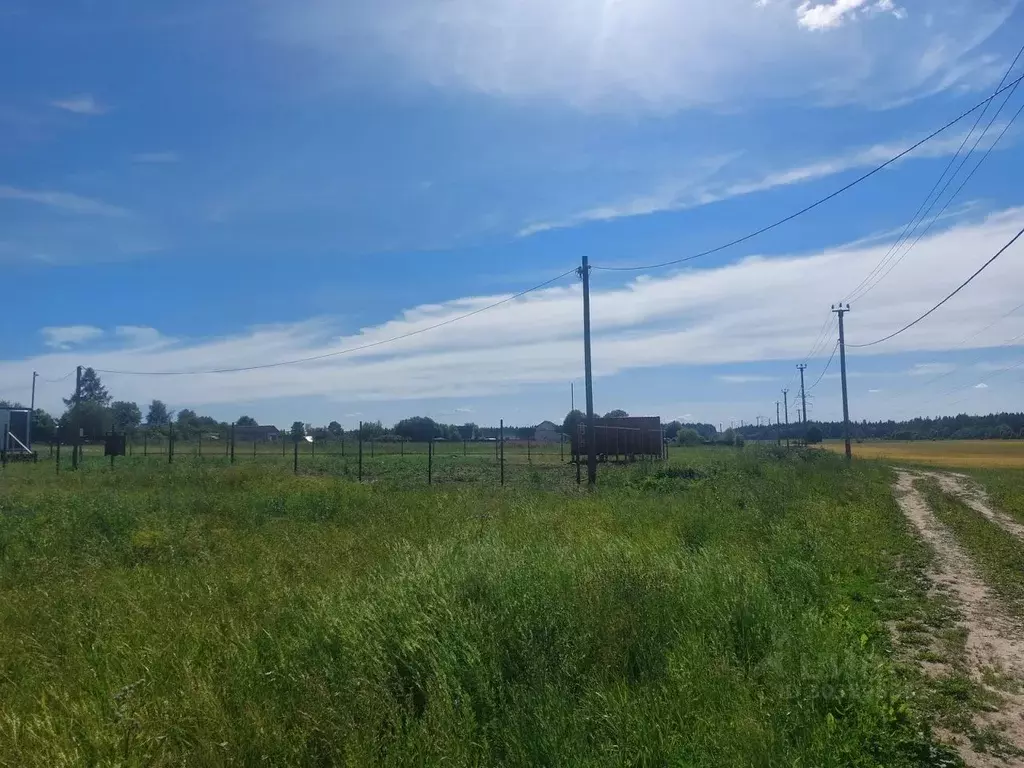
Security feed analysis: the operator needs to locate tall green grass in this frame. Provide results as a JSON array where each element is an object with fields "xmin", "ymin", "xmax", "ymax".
[{"xmin": 0, "ymin": 450, "xmax": 952, "ymax": 766}]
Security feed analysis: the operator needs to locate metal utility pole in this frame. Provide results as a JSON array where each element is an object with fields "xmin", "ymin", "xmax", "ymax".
[
  {"xmin": 72, "ymin": 365, "xmax": 82, "ymax": 470},
  {"xmin": 797, "ymin": 364, "xmax": 808, "ymax": 425},
  {"xmin": 833, "ymin": 304, "xmax": 852, "ymax": 461},
  {"xmin": 578, "ymin": 256, "xmax": 597, "ymax": 486},
  {"xmin": 28, "ymin": 371, "xmax": 37, "ymax": 449},
  {"xmin": 571, "ymin": 381, "xmax": 575, "ymax": 413},
  {"xmin": 775, "ymin": 402, "xmax": 781, "ymax": 446}
]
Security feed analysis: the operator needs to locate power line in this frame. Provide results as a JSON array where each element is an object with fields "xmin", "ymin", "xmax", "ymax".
[
  {"xmin": 848, "ymin": 224, "xmax": 1024, "ymax": 349},
  {"xmin": 849, "ymin": 60, "xmax": 1024, "ymax": 303},
  {"xmin": 590, "ymin": 74, "xmax": 1024, "ymax": 274},
  {"xmin": 807, "ymin": 341, "xmax": 840, "ymax": 392},
  {"xmin": 876, "ymin": 301, "xmax": 1024, "ymax": 412},
  {"xmin": 41, "ymin": 370, "xmax": 76, "ymax": 383},
  {"xmin": 95, "ymin": 268, "xmax": 577, "ymax": 376},
  {"xmin": 845, "ymin": 45, "xmax": 1024, "ymax": 304}
]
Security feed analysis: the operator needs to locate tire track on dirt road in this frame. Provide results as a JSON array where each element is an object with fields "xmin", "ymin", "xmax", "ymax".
[{"xmin": 892, "ymin": 470, "xmax": 1024, "ymax": 767}]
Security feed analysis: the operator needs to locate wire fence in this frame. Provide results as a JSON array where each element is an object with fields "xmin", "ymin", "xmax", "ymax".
[{"xmin": 21, "ymin": 424, "xmax": 668, "ymax": 490}]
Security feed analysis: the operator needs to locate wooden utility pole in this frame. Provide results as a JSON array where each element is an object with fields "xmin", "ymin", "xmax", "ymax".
[
  {"xmin": 28, "ymin": 371, "xmax": 37, "ymax": 449},
  {"xmin": 579, "ymin": 256, "xmax": 597, "ymax": 486},
  {"xmin": 72, "ymin": 365, "xmax": 82, "ymax": 470},
  {"xmin": 782, "ymin": 388, "xmax": 790, "ymax": 448},
  {"xmin": 833, "ymin": 304, "xmax": 852, "ymax": 461},
  {"xmin": 797, "ymin": 364, "xmax": 808, "ymax": 425}
]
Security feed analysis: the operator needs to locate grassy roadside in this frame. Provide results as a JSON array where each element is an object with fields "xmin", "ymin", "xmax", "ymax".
[
  {"xmin": 0, "ymin": 450, "xmax": 963, "ymax": 766},
  {"xmin": 917, "ymin": 476, "xmax": 1024, "ymax": 617},
  {"xmin": 962, "ymin": 467, "xmax": 1024, "ymax": 525}
]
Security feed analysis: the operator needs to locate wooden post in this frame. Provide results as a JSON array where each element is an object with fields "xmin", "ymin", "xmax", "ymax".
[
  {"xmin": 500, "ymin": 420, "xmax": 504, "ymax": 486},
  {"xmin": 428, "ymin": 439, "xmax": 433, "ymax": 485},
  {"xmin": 294, "ymin": 438, "xmax": 298, "ymax": 475}
]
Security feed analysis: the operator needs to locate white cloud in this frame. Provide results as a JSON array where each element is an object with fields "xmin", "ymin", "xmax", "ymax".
[
  {"xmin": 796, "ymin": 0, "xmax": 903, "ymax": 30},
  {"xmin": 974, "ymin": 382, "xmax": 990, "ymax": 389},
  {"xmin": 131, "ymin": 152, "xmax": 180, "ymax": 164},
  {"xmin": 115, "ymin": 326, "xmax": 166, "ymax": 347},
  {"xmin": 271, "ymin": 0, "xmax": 1016, "ymax": 110},
  {"xmin": 0, "ymin": 186, "xmax": 130, "ymax": 217},
  {"xmin": 6, "ymin": 208, "xmax": 1024, "ymax": 413},
  {"xmin": 40, "ymin": 326, "xmax": 104, "ymax": 350},
  {"xmin": 519, "ymin": 125, "xmax": 1011, "ymax": 236},
  {"xmin": 49, "ymin": 94, "xmax": 107, "ymax": 115},
  {"xmin": 868, "ymin": 388, "xmax": 882, "ymax": 393},
  {"xmin": 718, "ymin": 374, "xmax": 777, "ymax": 384},
  {"xmin": 907, "ymin": 362, "xmax": 956, "ymax": 376}
]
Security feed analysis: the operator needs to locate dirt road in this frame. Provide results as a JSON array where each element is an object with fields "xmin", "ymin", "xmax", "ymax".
[{"xmin": 893, "ymin": 470, "xmax": 1024, "ymax": 766}]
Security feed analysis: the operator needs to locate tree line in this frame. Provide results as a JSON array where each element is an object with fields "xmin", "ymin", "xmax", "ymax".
[
  {"xmin": 734, "ymin": 412, "xmax": 1024, "ymax": 443},
  {"xmin": 2, "ymin": 369, "xmax": 655, "ymax": 445}
]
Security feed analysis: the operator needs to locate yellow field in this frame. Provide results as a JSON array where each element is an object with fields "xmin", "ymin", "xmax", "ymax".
[{"xmin": 821, "ymin": 439, "xmax": 1024, "ymax": 469}]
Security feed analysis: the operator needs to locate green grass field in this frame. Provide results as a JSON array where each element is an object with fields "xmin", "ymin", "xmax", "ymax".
[{"xmin": 0, "ymin": 448, "xmax": 962, "ymax": 766}]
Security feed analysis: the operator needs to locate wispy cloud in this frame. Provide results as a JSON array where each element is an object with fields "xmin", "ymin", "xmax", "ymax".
[
  {"xmin": 273, "ymin": 0, "xmax": 1013, "ymax": 110},
  {"xmin": 49, "ymin": 94, "xmax": 107, "ymax": 115},
  {"xmin": 7, "ymin": 207, "xmax": 1024, "ymax": 414},
  {"xmin": 519, "ymin": 126, "xmax": 1010, "ymax": 236},
  {"xmin": 116, "ymin": 326, "xmax": 166, "ymax": 347},
  {"xmin": 41, "ymin": 326, "xmax": 103, "ymax": 350},
  {"xmin": 0, "ymin": 186, "xmax": 130, "ymax": 217},
  {"xmin": 907, "ymin": 362, "xmax": 956, "ymax": 376},
  {"xmin": 717, "ymin": 374, "xmax": 777, "ymax": 384},
  {"xmin": 131, "ymin": 152, "xmax": 180, "ymax": 164}
]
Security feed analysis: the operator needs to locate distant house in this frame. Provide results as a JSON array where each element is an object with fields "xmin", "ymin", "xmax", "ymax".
[
  {"xmin": 533, "ymin": 420, "xmax": 561, "ymax": 443},
  {"xmin": 233, "ymin": 425, "xmax": 281, "ymax": 442}
]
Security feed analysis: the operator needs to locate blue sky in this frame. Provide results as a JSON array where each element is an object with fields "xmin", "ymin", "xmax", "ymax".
[{"xmin": 2, "ymin": 0, "xmax": 1024, "ymax": 430}]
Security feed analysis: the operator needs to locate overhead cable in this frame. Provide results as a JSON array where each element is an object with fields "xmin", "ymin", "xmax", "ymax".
[
  {"xmin": 848, "ymin": 225, "xmax": 1024, "ymax": 349},
  {"xmin": 844, "ymin": 44, "xmax": 1024, "ymax": 303},
  {"xmin": 95, "ymin": 268, "xmax": 577, "ymax": 376},
  {"xmin": 590, "ymin": 74, "xmax": 1024, "ymax": 274}
]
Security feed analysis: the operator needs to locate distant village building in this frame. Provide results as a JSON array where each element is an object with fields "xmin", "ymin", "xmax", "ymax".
[
  {"xmin": 533, "ymin": 420, "xmax": 561, "ymax": 443},
  {"xmin": 233, "ymin": 425, "xmax": 281, "ymax": 442}
]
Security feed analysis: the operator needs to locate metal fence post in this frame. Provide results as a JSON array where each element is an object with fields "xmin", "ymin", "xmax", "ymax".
[
  {"xmin": 527, "ymin": 438, "xmax": 531, "ymax": 464},
  {"xmin": 371, "ymin": 439, "xmax": 375, "ymax": 458},
  {"xmin": 358, "ymin": 421, "xmax": 363, "ymax": 482},
  {"xmin": 500, "ymin": 419, "xmax": 505, "ymax": 486},
  {"xmin": 144, "ymin": 432, "xmax": 148, "ymax": 457},
  {"xmin": 230, "ymin": 424, "xmax": 236, "ymax": 464},
  {"xmin": 168, "ymin": 423, "xmax": 174, "ymax": 464},
  {"xmin": 428, "ymin": 439, "xmax": 433, "ymax": 485},
  {"xmin": 282, "ymin": 436, "xmax": 286, "ymax": 457},
  {"xmin": 311, "ymin": 439, "xmax": 315, "ymax": 458},
  {"xmin": 294, "ymin": 438, "xmax": 298, "ymax": 475},
  {"xmin": 198, "ymin": 433, "xmax": 202, "ymax": 457},
  {"xmin": 55, "ymin": 441, "xmax": 61, "ymax": 474},
  {"xmin": 401, "ymin": 439, "xmax": 404, "ymax": 457}
]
